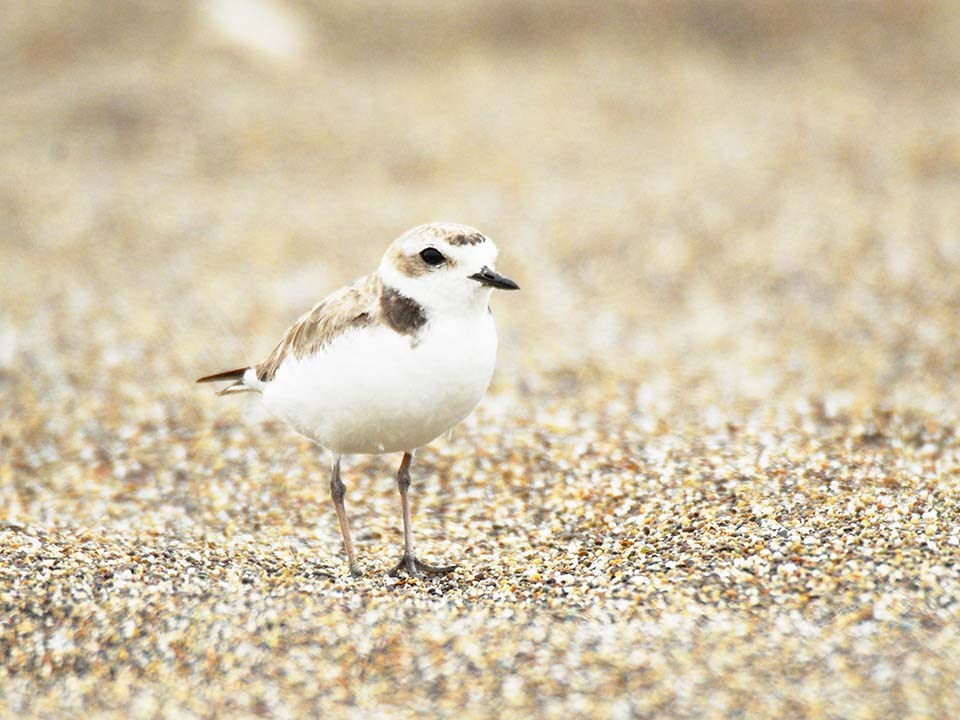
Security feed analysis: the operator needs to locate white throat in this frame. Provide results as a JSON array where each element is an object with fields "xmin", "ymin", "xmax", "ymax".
[{"xmin": 378, "ymin": 263, "xmax": 493, "ymax": 321}]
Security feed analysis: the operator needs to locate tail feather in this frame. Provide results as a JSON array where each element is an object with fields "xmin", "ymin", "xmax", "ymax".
[
  {"xmin": 196, "ymin": 367, "xmax": 248, "ymax": 384},
  {"xmin": 196, "ymin": 367, "xmax": 263, "ymax": 396},
  {"xmin": 216, "ymin": 381, "xmax": 259, "ymax": 396}
]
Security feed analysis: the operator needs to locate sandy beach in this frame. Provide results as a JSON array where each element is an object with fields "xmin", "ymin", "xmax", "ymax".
[{"xmin": 2, "ymin": 2, "xmax": 960, "ymax": 717}]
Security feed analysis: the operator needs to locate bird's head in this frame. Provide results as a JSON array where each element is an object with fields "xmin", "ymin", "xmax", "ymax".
[{"xmin": 379, "ymin": 222, "xmax": 519, "ymax": 316}]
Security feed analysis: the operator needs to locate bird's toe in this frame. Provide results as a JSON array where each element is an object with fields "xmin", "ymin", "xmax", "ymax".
[{"xmin": 388, "ymin": 553, "xmax": 456, "ymax": 580}]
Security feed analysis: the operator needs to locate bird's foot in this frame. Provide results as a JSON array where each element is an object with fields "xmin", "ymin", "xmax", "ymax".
[{"xmin": 388, "ymin": 552, "xmax": 457, "ymax": 580}]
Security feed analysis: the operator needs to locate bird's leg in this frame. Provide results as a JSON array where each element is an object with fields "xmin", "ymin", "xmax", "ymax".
[
  {"xmin": 329, "ymin": 454, "xmax": 360, "ymax": 576},
  {"xmin": 388, "ymin": 451, "xmax": 457, "ymax": 579}
]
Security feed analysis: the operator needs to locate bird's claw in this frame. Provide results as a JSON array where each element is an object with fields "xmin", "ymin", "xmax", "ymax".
[{"xmin": 388, "ymin": 553, "xmax": 457, "ymax": 580}]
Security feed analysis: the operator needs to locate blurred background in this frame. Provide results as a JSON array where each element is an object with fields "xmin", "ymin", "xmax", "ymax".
[{"xmin": 3, "ymin": 0, "xmax": 960, "ymax": 418}]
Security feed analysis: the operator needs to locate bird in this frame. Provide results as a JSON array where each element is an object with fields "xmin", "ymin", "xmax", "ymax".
[{"xmin": 197, "ymin": 222, "xmax": 519, "ymax": 579}]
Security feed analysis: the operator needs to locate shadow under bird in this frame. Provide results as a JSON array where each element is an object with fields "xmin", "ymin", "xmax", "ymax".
[{"xmin": 197, "ymin": 222, "xmax": 519, "ymax": 579}]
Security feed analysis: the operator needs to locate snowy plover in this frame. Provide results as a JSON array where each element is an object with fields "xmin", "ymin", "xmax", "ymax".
[{"xmin": 197, "ymin": 223, "xmax": 518, "ymax": 579}]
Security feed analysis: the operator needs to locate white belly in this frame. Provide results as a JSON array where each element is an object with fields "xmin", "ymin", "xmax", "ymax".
[{"xmin": 262, "ymin": 314, "xmax": 498, "ymax": 454}]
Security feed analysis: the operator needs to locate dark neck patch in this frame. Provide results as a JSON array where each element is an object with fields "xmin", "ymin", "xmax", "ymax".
[
  {"xmin": 381, "ymin": 286, "xmax": 427, "ymax": 335},
  {"xmin": 449, "ymin": 232, "xmax": 486, "ymax": 246}
]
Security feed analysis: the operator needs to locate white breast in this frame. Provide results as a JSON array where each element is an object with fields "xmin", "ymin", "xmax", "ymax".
[{"xmin": 262, "ymin": 312, "xmax": 498, "ymax": 454}]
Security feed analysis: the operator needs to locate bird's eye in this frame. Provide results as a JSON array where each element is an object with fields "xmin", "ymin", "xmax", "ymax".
[{"xmin": 419, "ymin": 247, "xmax": 445, "ymax": 266}]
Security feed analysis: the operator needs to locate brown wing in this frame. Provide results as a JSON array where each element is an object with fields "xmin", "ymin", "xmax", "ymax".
[{"xmin": 256, "ymin": 273, "xmax": 381, "ymax": 382}]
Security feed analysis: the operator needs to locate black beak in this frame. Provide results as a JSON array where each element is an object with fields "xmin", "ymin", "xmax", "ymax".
[{"xmin": 469, "ymin": 266, "xmax": 520, "ymax": 290}]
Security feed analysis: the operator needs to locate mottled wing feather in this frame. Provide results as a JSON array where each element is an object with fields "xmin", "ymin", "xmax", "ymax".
[{"xmin": 256, "ymin": 274, "xmax": 381, "ymax": 382}]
